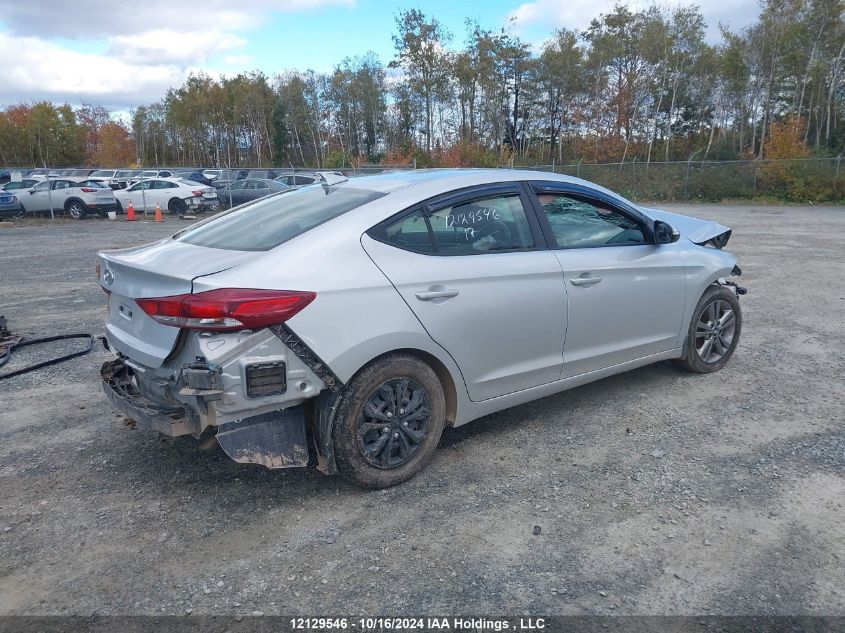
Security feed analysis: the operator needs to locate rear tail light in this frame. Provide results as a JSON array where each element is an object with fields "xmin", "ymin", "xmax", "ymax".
[
  {"xmin": 135, "ymin": 289, "xmax": 316, "ymax": 331},
  {"xmin": 81, "ymin": 187, "xmax": 98, "ymax": 193},
  {"xmin": 192, "ymin": 190, "xmax": 203, "ymax": 196}
]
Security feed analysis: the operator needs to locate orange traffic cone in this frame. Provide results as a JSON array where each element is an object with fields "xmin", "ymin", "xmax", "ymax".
[
  {"xmin": 126, "ymin": 201, "xmax": 136, "ymax": 221},
  {"xmin": 154, "ymin": 203, "xmax": 163, "ymax": 222}
]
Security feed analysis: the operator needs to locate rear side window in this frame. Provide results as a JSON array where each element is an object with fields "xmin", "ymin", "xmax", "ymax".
[
  {"xmin": 177, "ymin": 185, "xmax": 385, "ymax": 251},
  {"xmin": 381, "ymin": 208, "xmax": 435, "ymax": 254}
]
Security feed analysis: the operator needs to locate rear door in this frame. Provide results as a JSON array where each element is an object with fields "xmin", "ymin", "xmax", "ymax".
[
  {"xmin": 362, "ymin": 183, "xmax": 567, "ymax": 402},
  {"xmin": 527, "ymin": 183, "xmax": 686, "ymax": 377}
]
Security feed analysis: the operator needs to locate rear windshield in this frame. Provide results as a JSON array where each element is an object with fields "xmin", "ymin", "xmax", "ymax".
[{"xmin": 176, "ymin": 185, "xmax": 385, "ymax": 251}]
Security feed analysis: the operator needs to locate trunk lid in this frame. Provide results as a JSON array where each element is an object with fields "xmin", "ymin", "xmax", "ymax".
[{"xmin": 99, "ymin": 238, "xmax": 257, "ymax": 367}]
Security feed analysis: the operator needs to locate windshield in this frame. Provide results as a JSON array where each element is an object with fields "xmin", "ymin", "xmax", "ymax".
[
  {"xmin": 91, "ymin": 170, "xmax": 114, "ymax": 177},
  {"xmin": 176, "ymin": 185, "xmax": 385, "ymax": 251}
]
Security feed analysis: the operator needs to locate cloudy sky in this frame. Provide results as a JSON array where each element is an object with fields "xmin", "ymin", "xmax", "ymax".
[{"xmin": 0, "ymin": 0, "xmax": 759, "ymax": 110}]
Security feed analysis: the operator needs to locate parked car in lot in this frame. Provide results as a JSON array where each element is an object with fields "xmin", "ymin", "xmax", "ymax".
[
  {"xmin": 2, "ymin": 179, "xmax": 39, "ymax": 191},
  {"xmin": 98, "ymin": 169, "xmax": 745, "ymax": 488},
  {"xmin": 140, "ymin": 169, "xmax": 174, "ymax": 178},
  {"xmin": 219, "ymin": 178, "xmax": 290, "ymax": 207},
  {"xmin": 88, "ymin": 169, "xmax": 119, "ymax": 185},
  {"xmin": 275, "ymin": 172, "xmax": 321, "ymax": 187},
  {"xmin": 174, "ymin": 170, "xmax": 214, "ymax": 186},
  {"xmin": 0, "ymin": 189, "xmax": 24, "ymax": 218},
  {"xmin": 20, "ymin": 178, "xmax": 118, "ymax": 218},
  {"xmin": 59, "ymin": 168, "xmax": 97, "ymax": 178},
  {"xmin": 113, "ymin": 178, "xmax": 218, "ymax": 214}
]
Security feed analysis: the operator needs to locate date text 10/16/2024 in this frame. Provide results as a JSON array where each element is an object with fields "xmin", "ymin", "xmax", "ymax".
[{"xmin": 290, "ymin": 617, "xmax": 547, "ymax": 631}]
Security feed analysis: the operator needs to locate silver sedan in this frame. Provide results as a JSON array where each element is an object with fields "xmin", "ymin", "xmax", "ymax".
[{"xmin": 97, "ymin": 169, "xmax": 744, "ymax": 488}]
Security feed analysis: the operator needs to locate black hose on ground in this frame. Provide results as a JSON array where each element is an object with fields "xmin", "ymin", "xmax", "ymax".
[{"xmin": 0, "ymin": 316, "xmax": 93, "ymax": 380}]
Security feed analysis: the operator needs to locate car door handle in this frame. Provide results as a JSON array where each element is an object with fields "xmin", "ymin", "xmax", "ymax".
[
  {"xmin": 415, "ymin": 289, "xmax": 459, "ymax": 301},
  {"xmin": 570, "ymin": 275, "xmax": 602, "ymax": 287}
]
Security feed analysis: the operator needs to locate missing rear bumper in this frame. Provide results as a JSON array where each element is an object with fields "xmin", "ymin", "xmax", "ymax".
[{"xmin": 101, "ymin": 359, "xmax": 200, "ymax": 436}]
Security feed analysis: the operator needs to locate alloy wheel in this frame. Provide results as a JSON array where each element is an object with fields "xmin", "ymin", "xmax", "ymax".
[
  {"xmin": 67, "ymin": 202, "xmax": 84, "ymax": 219},
  {"xmin": 356, "ymin": 378, "xmax": 432, "ymax": 469},
  {"xmin": 695, "ymin": 299, "xmax": 736, "ymax": 363}
]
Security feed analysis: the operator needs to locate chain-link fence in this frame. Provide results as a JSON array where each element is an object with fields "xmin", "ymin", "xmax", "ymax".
[
  {"xmin": 528, "ymin": 157, "xmax": 845, "ymax": 202},
  {"xmin": 5, "ymin": 158, "xmax": 843, "ymax": 206}
]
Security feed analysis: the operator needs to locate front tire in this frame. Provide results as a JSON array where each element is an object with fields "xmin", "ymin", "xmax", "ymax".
[
  {"xmin": 333, "ymin": 354, "xmax": 446, "ymax": 489},
  {"xmin": 675, "ymin": 285, "xmax": 742, "ymax": 374}
]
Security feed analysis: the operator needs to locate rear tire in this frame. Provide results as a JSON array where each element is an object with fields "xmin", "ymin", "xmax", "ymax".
[
  {"xmin": 333, "ymin": 354, "xmax": 446, "ymax": 489},
  {"xmin": 168, "ymin": 198, "xmax": 187, "ymax": 214},
  {"xmin": 675, "ymin": 285, "xmax": 742, "ymax": 374},
  {"xmin": 65, "ymin": 200, "xmax": 86, "ymax": 220}
]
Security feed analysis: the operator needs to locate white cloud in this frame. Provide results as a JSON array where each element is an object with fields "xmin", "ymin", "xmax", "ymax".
[
  {"xmin": 0, "ymin": 32, "xmax": 189, "ymax": 107},
  {"xmin": 508, "ymin": 0, "xmax": 759, "ymax": 40},
  {"xmin": 0, "ymin": 0, "xmax": 355, "ymax": 106},
  {"xmin": 108, "ymin": 30, "xmax": 247, "ymax": 65},
  {"xmin": 509, "ymin": 0, "xmax": 615, "ymax": 32},
  {"xmin": 0, "ymin": 0, "xmax": 354, "ymax": 39}
]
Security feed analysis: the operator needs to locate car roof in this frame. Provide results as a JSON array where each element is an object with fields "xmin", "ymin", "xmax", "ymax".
[{"xmin": 332, "ymin": 168, "xmax": 607, "ymax": 195}]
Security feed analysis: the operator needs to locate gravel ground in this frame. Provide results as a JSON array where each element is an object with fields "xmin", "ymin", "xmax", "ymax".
[{"xmin": 0, "ymin": 205, "xmax": 843, "ymax": 617}]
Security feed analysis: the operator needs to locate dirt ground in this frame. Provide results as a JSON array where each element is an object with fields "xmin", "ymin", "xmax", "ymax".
[{"xmin": 0, "ymin": 204, "xmax": 842, "ymax": 617}]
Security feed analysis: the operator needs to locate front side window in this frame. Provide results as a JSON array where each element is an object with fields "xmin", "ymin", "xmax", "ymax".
[
  {"xmin": 33, "ymin": 181, "xmax": 49, "ymax": 192},
  {"xmin": 428, "ymin": 193, "xmax": 534, "ymax": 254},
  {"xmin": 177, "ymin": 185, "xmax": 385, "ymax": 251},
  {"xmin": 536, "ymin": 193, "xmax": 646, "ymax": 248}
]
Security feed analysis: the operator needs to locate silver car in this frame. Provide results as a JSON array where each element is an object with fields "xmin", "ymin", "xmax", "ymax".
[{"xmin": 97, "ymin": 170, "xmax": 744, "ymax": 488}]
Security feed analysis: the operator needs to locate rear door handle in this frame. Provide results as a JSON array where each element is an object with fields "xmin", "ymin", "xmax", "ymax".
[
  {"xmin": 415, "ymin": 289, "xmax": 459, "ymax": 301},
  {"xmin": 570, "ymin": 276, "xmax": 602, "ymax": 287}
]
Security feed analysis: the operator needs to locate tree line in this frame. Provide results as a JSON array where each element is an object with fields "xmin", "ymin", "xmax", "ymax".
[{"xmin": 1, "ymin": 0, "xmax": 844, "ymax": 170}]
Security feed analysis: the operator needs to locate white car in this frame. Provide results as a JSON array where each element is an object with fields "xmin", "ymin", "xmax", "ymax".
[
  {"xmin": 21, "ymin": 178, "xmax": 118, "ymax": 219},
  {"xmin": 114, "ymin": 178, "xmax": 218, "ymax": 214},
  {"xmin": 98, "ymin": 169, "xmax": 744, "ymax": 488}
]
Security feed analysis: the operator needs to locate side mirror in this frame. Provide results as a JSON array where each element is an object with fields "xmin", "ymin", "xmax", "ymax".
[
  {"xmin": 654, "ymin": 220, "xmax": 680, "ymax": 244},
  {"xmin": 28, "ymin": 188, "xmax": 36, "ymax": 194}
]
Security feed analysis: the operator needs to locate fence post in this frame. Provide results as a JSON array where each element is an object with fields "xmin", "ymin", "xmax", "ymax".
[
  {"xmin": 46, "ymin": 168, "xmax": 55, "ymax": 221},
  {"xmin": 685, "ymin": 150, "xmax": 702, "ymax": 200},
  {"xmin": 752, "ymin": 161, "xmax": 758, "ymax": 197},
  {"xmin": 837, "ymin": 153, "xmax": 842, "ymax": 179}
]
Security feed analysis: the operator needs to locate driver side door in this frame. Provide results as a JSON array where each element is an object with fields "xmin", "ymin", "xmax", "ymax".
[
  {"xmin": 26, "ymin": 180, "xmax": 51, "ymax": 212},
  {"xmin": 527, "ymin": 185, "xmax": 687, "ymax": 378}
]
